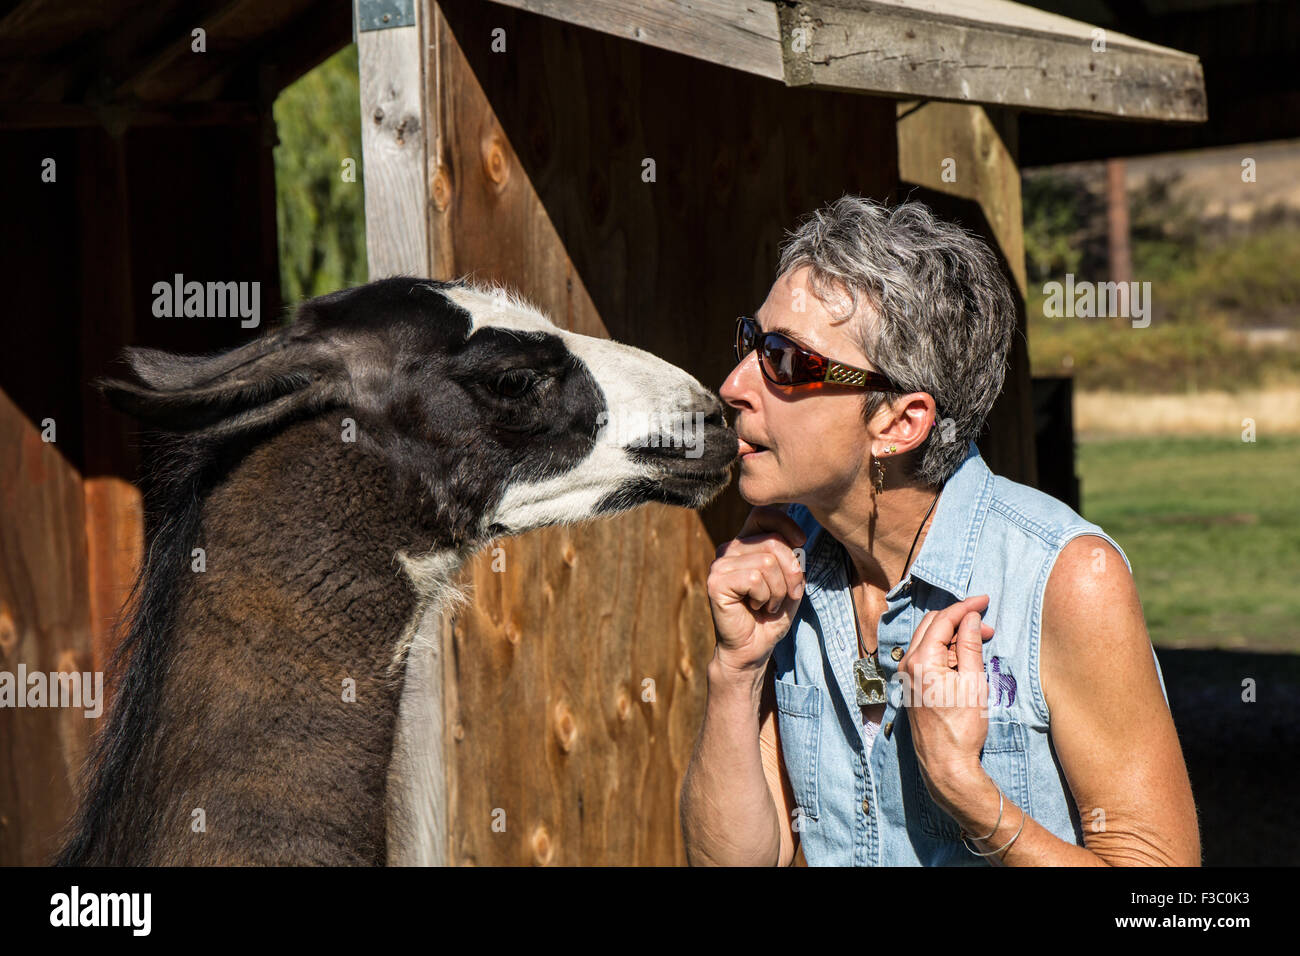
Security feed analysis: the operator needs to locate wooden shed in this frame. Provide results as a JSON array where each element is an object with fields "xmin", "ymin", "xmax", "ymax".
[
  {"xmin": 0, "ymin": 0, "xmax": 1206, "ymax": 866},
  {"xmin": 357, "ymin": 0, "xmax": 1205, "ymax": 866}
]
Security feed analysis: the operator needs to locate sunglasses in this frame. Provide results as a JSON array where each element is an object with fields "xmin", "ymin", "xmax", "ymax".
[{"xmin": 734, "ymin": 315, "xmax": 900, "ymax": 391}]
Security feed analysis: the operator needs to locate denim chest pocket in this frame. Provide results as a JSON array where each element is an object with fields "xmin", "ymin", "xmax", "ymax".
[
  {"xmin": 773, "ymin": 677, "xmax": 823, "ymax": 822},
  {"xmin": 913, "ymin": 719, "xmax": 1032, "ymax": 841}
]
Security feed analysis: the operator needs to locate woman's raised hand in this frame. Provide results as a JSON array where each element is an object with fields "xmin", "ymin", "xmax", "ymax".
[
  {"xmin": 706, "ymin": 505, "xmax": 808, "ymax": 676},
  {"xmin": 898, "ymin": 596, "xmax": 997, "ymax": 810}
]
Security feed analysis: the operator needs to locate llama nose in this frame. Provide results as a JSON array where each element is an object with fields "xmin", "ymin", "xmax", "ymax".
[{"xmin": 698, "ymin": 390, "xmax": 726, "ymax": 428}]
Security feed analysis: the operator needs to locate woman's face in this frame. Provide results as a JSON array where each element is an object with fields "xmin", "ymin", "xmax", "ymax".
[{"xmin": 720, "ymin": 266, "xmax": 884, "ymax": 510}]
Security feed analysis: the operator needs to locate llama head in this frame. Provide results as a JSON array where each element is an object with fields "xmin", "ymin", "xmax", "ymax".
[{"xmin": 98, "ymin": 277, "xmax": 737, "ymax": 545}]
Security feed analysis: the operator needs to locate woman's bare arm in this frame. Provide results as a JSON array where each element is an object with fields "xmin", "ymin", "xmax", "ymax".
[
  {"xmin": 757, "ymin": 665, "xmax": 802, "ymax": 866},
  {"xmin": 936, "ymin": 535, "xmax": 1201, "ymax": 865},
  {"xmin": 680, "ymin": 658, "xmax": 795, "ymax": 866},
  {"xmin": 1038, "ymin": 535, "xmax": 1201, "ymax": 865},
  {"xmin": 682, "ymin": 506, "xmax": 807, "ymax": 866}
]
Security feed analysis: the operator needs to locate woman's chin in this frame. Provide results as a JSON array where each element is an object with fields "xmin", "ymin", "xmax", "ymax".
[{"xmin": 737, "ymin": 473, "xmax": 785, "ymax": 507}]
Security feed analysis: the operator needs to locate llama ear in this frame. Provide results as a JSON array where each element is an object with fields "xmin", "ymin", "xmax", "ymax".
[{"xmin": 95, "ymin": 335, "xmax": 348, "ymax": 437}]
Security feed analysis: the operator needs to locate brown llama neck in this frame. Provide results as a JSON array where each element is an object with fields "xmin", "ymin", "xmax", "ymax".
[{"xmin": 119, "ymin": 416, "xmax": 466, "ymax": 864}]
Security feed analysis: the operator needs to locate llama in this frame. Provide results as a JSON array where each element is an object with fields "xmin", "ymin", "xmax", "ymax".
[
  {"xmin": 56, "ymin": 277, "xmax": 736, "ymax": 865},
  {"xmin": 987, "ymin": 656, "xmax": 1017, "ymax": 707}
]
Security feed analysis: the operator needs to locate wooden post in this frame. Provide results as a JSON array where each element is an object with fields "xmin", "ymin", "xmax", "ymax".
[
  {"xmin": 1107, "ymin": 158, "xmax": 1132, "ymax": 315},
  {"xmin": 896, "ymin": 101, "xmax": 1038, "ymax": 487},
  {"xmin": 352, "ymin": 0, "xmax": 451, "ymax": 866},
  {"xmin": 357, "ymin": 0, "xmax": 431, "ymax": 277}
]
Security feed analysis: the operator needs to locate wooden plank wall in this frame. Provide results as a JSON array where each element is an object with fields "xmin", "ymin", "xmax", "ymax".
[
  {"xmin": 0, "ymin": 391, "xmax": 96, "ymax": 865},
  {"xmin": 0, "ymin": 115, "xmax": 277, "ymax": 864},
  {"xmin": 422, "ymin": 0, "xmax": 897, "ymax": 864}
]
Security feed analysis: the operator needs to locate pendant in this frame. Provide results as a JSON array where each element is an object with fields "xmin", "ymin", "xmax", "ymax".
[{"xmin": 853, "ymin": 655, "xmax": 887, "ymax": 706}]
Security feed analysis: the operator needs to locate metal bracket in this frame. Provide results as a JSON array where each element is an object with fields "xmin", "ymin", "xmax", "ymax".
[{"xmin": 356, "ymin": 0, "xmax": 415, "ymax": 33}]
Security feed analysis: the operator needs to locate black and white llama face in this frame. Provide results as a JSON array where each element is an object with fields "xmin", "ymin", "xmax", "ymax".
[
  {"xmin": 437, "ymin": 282, "xmax": 736, "ymax": 536},
  {"xmin": 100, "ymin": 277, "xmax": 737, "ymax": 544}
]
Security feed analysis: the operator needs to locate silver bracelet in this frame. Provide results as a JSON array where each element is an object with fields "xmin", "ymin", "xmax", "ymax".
[
  {"xmin": 960, "ymin": 788, "xmax": 1003, "ymax": 843},
  {"xmin": 962, "ymin": 800, "xmax": 1026, "ymax": 858}
]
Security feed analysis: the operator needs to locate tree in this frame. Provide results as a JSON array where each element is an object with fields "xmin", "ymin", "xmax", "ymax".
[{"xmin": 273, "ymin": 44, "xmax": 369, "ymax": 312}]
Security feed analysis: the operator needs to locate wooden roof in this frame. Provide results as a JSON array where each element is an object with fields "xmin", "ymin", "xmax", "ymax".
[
  {"xmin": 486, "ymin": 0, "xmax": 1206, "ymax": 122},
  {"xmin": 0, "ymin": 0, "xmax": 1206, "ymax": 128}
]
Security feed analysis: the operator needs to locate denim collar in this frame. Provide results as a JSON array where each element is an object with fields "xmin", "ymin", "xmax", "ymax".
[{"xmin": 801, "ymin": 440, "xmax": 994, "ymax": 602}]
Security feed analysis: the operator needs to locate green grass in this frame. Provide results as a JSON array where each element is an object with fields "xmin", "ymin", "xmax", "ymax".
[{"xmin": 1076, "ymin": 435, "xmax": 1300, "ymax": 651}]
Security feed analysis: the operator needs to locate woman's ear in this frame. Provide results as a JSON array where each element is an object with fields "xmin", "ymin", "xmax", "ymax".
[{"xmin": 875, "ymin": 392, "xmax": 937, "ymax": 454}]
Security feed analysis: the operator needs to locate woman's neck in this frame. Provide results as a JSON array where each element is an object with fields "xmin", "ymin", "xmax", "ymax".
[{"xmin": 812, "ymin": 480, "xmax": 941, "ymax": 594}]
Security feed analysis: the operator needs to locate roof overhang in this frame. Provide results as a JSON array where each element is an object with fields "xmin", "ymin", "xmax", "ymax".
[{"xmin": 485, "ymin": 0, "xmax": 1206, "ymax": 123}]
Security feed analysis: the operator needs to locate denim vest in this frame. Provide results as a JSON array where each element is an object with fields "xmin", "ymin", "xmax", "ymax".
[{"xmin": 772, "ymin": 440, "xmax": 1170, "ymax": 866}]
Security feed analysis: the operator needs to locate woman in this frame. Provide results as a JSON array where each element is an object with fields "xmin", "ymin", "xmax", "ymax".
[{"xmin": 679, "ymin": 196, "xmax": 1199, "ymax": 866}]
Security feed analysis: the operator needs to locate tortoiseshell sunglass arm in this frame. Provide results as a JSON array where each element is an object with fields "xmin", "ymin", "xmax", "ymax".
[{"xmin": 822, "ymin": 361, "xmax": 898, "ymax": 390}]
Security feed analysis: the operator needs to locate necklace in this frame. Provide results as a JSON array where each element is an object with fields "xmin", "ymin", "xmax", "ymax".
[{"xmin": 848, "ymin": 490, "xmax": 941, "ymax": 707}]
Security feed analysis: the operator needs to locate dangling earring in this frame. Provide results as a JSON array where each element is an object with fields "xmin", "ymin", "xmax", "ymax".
[{"xmin": 874, "ymin": 444, "xmax": 897, "ymax": 494}]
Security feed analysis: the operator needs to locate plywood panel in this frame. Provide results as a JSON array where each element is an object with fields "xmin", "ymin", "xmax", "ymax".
[{"xmin": 425, "ymin": 0, "xmax": 897, "ymax": 864}]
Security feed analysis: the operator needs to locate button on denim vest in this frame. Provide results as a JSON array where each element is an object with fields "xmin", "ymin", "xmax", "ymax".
[{"xmin": 771, "ymin": 440, "xmax": 1170, "ymax": 865}]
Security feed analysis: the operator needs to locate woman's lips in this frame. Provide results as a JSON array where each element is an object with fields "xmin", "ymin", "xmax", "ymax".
[{"xmin": 738, "ymin": 438, "xmax": 769, "ymax": 458}]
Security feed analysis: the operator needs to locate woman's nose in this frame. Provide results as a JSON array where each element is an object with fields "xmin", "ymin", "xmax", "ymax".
[{"xmin": 720, "ymin": 355, "xmax": 757, "ymax": 407}]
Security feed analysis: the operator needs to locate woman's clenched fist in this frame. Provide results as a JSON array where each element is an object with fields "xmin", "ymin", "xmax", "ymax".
[{"xmin": 706, "ymin": 505, "xmax": 808, "ymax": 675}]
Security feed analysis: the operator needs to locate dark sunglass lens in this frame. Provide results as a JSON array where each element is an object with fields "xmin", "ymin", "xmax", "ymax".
[{"xmin": 761, "ymin": 337, "xmax": 800, "ymax": 384}]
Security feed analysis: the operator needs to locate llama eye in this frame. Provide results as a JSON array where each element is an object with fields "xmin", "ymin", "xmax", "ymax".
[{"xmin": 491, "ymin": 369, "xmax": 539, "ymax": 398}]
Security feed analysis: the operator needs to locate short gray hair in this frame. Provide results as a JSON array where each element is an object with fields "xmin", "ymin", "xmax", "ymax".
[{"xmin": 776, "ymin": 195, "xmax": 1016, "ymax": 487}]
